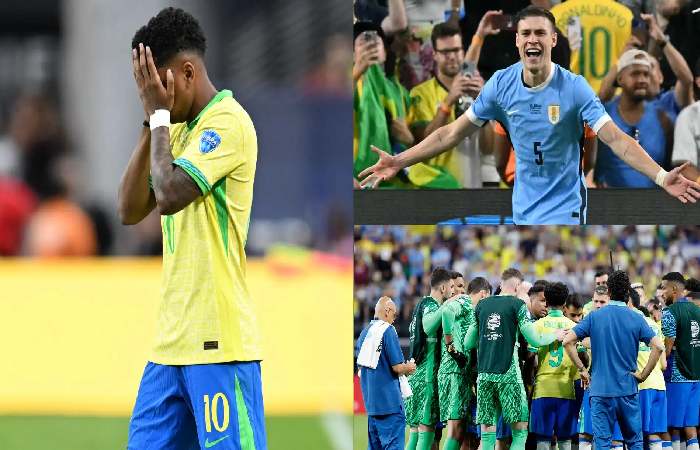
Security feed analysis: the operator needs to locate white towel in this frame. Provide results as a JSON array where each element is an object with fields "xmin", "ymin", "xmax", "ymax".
[
  {"xmin": 399, "ymin": 375, "xmax": 412, "ymax": 398},
  {"xmin": 357, "ymin": 320, "xmax": 390, "ymax": 369}
]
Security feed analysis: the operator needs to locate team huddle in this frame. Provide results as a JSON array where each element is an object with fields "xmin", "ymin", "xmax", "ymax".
[{"xmin": 356, "ymin": 266, "xmax": 700, "ymax": 450}]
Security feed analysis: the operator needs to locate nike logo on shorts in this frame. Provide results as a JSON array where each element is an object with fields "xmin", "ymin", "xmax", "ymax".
[{"xmin": 204, "ymin": 435, "xmax": 231, "ymax": 448}]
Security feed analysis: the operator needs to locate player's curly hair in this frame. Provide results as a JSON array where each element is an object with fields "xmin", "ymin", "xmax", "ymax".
[
  {"xmin": 131, "ymin": 7, "xmax": 206, "ymax": 67},
  {"xmin": 544, "ymin": 282, "xmax": 569, "ymax": 307},
  {"xmin": 607, "ymin": 270, "xmax": 631, "ymax": 302}
]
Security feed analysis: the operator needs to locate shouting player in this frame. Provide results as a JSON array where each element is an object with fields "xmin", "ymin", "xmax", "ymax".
[
  {"xmin": 118, "ymin": 8, "xmax": 264, "ymax": 449},
  {"xmin": 358, "ymin": 6, "xmax": 700, "ymax": 224}
]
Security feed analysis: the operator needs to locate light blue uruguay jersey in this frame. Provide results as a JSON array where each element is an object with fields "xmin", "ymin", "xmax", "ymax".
[{"xmin": 466, "ymin": 62, "xmax": 611, "ymax": 224}]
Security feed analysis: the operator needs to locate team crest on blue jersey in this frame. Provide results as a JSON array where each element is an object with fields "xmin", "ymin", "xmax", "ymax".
[
  {"xmin": 548, "ymin": 104, "xmax": 560, "ymax": 124},
  {"xmin": 199, "ymin": 129, "xmax": 221, "ymax": 154}
]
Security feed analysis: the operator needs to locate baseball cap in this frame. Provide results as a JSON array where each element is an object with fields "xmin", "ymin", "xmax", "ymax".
[{"xmin": 617, "ymin": 49, "xmax": 651, "ymax": 74}]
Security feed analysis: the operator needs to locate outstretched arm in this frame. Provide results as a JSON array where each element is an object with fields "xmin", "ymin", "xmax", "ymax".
[
  {"xmin": 597, "ymin": 120, "xmax": 700, "ymax": 203},
  {"xmin": 359, "ymin": 113, "xmax": 481, "ymax": 187},
  {"xmin": 463, "ymin": 320, "xmax": 479, "ymax": 351}
]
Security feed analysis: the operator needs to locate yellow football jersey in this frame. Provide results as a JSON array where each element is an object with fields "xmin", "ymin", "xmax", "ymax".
[
  {"xmin": 551, "ymin": 0, "xmax": 633, "ymax": 93},
  {"xmin": 407, "ymin": 78, "xmax": 463, "ymax": 183},
  {"xmin": 531, "ymin": 311, "xmax": 578, "ymax": 399},
  {"xmin": 638, "ymin": 317, "xmax": 665, "ymax": 391},
  {"xmin": 151, "ymin": 89, "xmax": 261, "ymax": 365}
]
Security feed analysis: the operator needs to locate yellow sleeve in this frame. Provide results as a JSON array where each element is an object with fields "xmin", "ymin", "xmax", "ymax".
[{"xmin": 172, "ymin": 111, "xmax": 247, "ymax": 195}]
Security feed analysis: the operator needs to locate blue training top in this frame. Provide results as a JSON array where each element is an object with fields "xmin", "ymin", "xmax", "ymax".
[
  {"xmin": 573, "ymin": 301, "xmax": 656, "ymax": 397},
  {"xmin": 355, "ymin": 320, "xmax": 406, "ymax": 415},
  {"xmin": 468, "ymin": 61, "xmax": 610, "ymax": 225}
]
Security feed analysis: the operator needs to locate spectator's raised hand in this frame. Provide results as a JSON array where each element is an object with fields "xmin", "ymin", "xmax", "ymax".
[
  {"xmin": 640, "ymin": 14, "xmax": 665, "ymax": 43},
  {"xmin": 464, "ymin": 71, "xmax": 485, "ymax": 99},
  {"xmin": 446, "ymin": 74, "xmax": 472, "ymax": 106},
  {"xmin": 476, "ymin": 10, "xmax": 504, "ymax": 38},
  {"xmin": 354, "ymin": 37, "xmax": 382, "ymax": 78}
]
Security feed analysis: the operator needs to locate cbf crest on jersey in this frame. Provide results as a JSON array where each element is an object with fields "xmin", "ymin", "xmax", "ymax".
[
  {"xmin": 548, "ymin": 104, "xmax": 560, "ymax": 124},
  {"xmin": 200, "ymin": 129, "xmax": 222, "ymax": 154}
]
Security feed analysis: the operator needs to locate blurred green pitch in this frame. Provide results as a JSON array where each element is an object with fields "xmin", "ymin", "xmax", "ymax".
[{"xmin": 0, "ymin": 415, "xmax": 346, "ymax": 449}]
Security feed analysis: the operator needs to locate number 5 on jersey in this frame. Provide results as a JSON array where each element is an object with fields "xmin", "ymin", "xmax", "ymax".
[
  {"xmin": 204, "ymin": 393, "xmax": 230, "ymax": 433},
  {"xmin": 534, "ymin": 141, "xmax": 543, "ymax": 165}
]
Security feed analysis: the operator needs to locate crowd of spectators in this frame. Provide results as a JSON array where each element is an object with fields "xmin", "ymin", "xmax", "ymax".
[
  {"xmin": 354, "ymin": 225, "xmax": 700, "ymax": 335},
  {"xmin": 353, "ymin": 0, "xmax": 700, "ymax": 189}
]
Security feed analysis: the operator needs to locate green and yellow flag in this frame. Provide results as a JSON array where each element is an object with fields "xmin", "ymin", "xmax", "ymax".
[{"xmin": 353, "ymin": 65, "xmax": 460, "ymax": 189}]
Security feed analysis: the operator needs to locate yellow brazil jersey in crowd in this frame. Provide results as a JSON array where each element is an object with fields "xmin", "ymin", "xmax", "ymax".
[
  {"xmin": 638, "ymin": 316, "xmax": 665, "ymax": 391},
  {"xmin": 152, "ymin": 89, "xmax": 261, "ymax": 365},
  {"xmin": 530, "ymin": 310, "xmax": 579, "ymax": 399},
  {"xmin": 551, "ymin": 0, "xmax": 633, "ymax": 93},
  {"xmin": 407, "ymin": 78, "xmax": 463, "ymax": 185}
]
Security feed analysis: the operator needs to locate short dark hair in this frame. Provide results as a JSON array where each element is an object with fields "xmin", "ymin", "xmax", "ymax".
[
  {"xmin": 132, "ymin": 7, "xmax": 207, "ymax": 67},
  {"xmin": 594, "ymin": 269, "xmax": 610, "ymax": 279},
  {"xmin": 450, "ymin": 270, "xmax": 464, "ymax": 280},
  {"xmin": 528, "ymin": 280, "xmax": 549, "ymax": 296},
  {"xmin": 646, "ymin": 298, "xmax": 661, "ymax": 311},
  {"xmin": 608, "ymin": 270, "xmax": 631, "ymax": 302},
  {"xmin": 685, "ymin": 277, "xmax": 700, "ymax": 299},
  {"xmin": 467, "ymin": 277, "xmax": 492, "ymax": 295},
  {"xmin": 431, "ymin": 267, "xmax": 452, "ymax": 287},
  {"xmin": 662, "ymin": 272, "xmax": 686, "ymax": 287},
  {"xmin": 502, "ymin": 268, "xmax": 524, "ymax": 282},
  {"xmin": 431, "ymin": 22, "xmax": 462, "ymax": 50},
  {"xmin": 629, "ymin": 287, "xmax": 641, "ymax": 308},
  {"xmin": 545, "ymin": 282, "xmax": 569, "ymax": 307},
  {"xmin": 566, "ymin": 293, "xmax": 584, "ymax": 309},
  {"xmin": 694, "ymin": 56, "xmax": 700, "ymax": 77},
  {"xmin": 515, "ymin": 5, "xmax": 557, "ymax": 32}
]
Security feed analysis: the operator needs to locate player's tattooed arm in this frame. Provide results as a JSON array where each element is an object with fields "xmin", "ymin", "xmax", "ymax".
[
  {"xmin": 150, "ymin": 128, "xmax": 201, "ymax": 215},
  {"xmin": 132, "ymin": 43, "xmax": 202, "ymax": 215}
]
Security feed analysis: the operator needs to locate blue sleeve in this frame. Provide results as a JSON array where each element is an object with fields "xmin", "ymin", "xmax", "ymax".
[
  {"xmin": 383, "ymin": 326, "xmax": 405, "ymax": 366},
  {"xmin": 573, "ymin": 75, "xmax": 611, "ymax": 133},
  {"xmin": 572, "ymin": 313, "xmax": 592, "ymax": 339},
  {"xmin": 638, "ymin": 317, "xmax": 656, "ymax": 345},
  {"xmin": 661, "ymin": 309, "xmax": 677, "ymax": 338},
  {"xmin": 467, "ymin": 73, "xmax": 500, "ymax": 126}
]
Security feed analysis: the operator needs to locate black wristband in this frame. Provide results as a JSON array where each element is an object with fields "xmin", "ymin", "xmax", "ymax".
[{"xmin": 143, "ymin": 119, "xmax": 150, "ymax": 128}]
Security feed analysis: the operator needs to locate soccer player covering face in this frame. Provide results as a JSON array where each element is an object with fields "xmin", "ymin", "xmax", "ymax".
[
  {"xmin": 118, "ymin": 8, "xmax": 264, "ymax": 450},
  {"xmin": 528, "ymin": 282, "xmax": 586, "ymax": 450},
  {"xmin": 462, "ymin": 269, "xmax": 566, "ymax": 450},
  {"xmin": 438, "ymin": 273, "xmax": 492, "ymax": 450},
  {"xmin": 358, "ymin": 6, "xmax": 700, "ymax": 224},
  {"xmin": 405, "ymin": 268, "xmax": 455, "ymax": 450}
]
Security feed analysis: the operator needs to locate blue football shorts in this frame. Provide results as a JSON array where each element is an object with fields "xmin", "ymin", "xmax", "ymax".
[{"xmin": 127, "ymin": 361, "xmax": 266, "ymax": 450}]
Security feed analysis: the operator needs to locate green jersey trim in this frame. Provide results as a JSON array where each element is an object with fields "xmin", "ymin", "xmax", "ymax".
[
  {"xmin": 173, "ymin": 158, "xmax": 211, "ymax": 194},
  {"xmin": 188, "ymin": 89, "xmax": 233, "ymax": 130},
  {"xmin": 235, "ymin": 374, "xmax": 256, "ymax": 449},
  {"xmin": 212, "ymin": 178, "xmax": 229, "ymax": 256}
]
